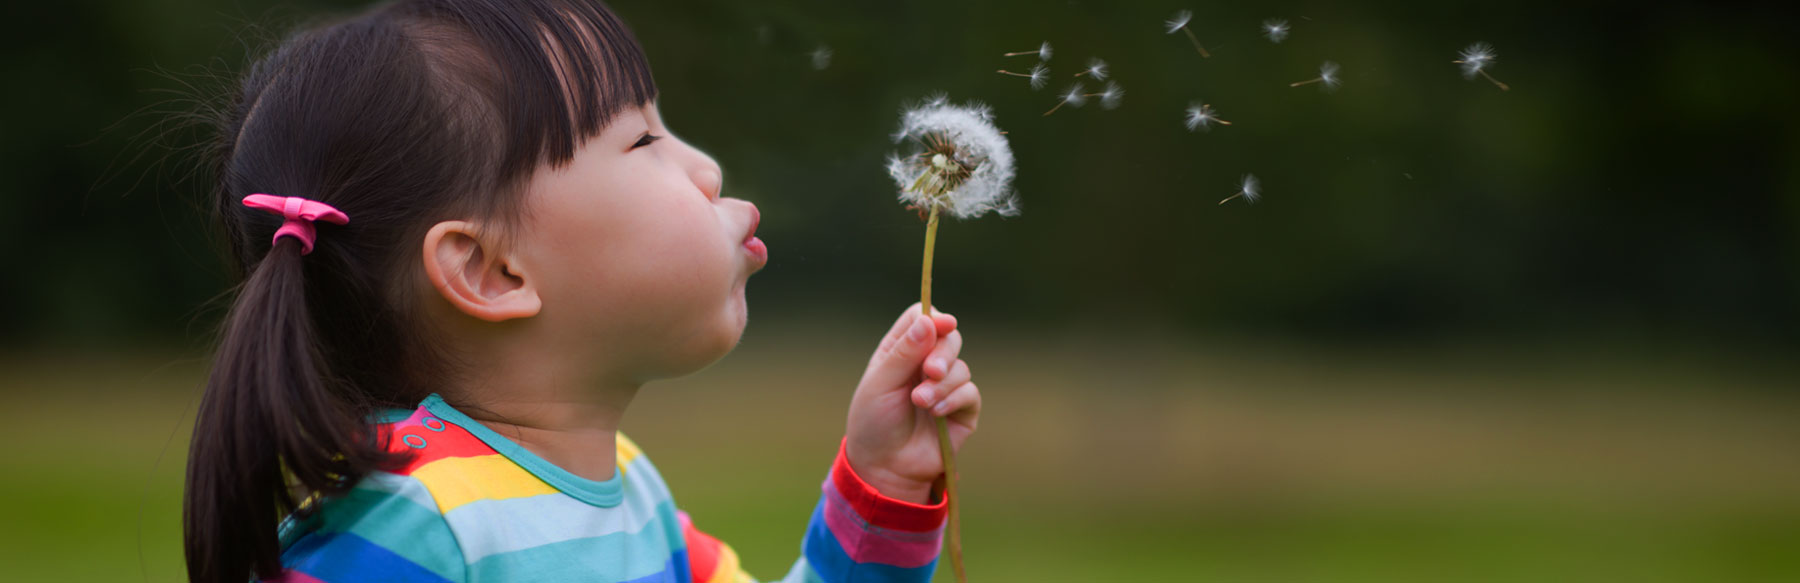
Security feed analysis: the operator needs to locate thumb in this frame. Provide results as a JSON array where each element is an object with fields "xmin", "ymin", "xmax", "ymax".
[{"xmin": 863, "ymin": 311, "xmax": 937, "ymax": 391}]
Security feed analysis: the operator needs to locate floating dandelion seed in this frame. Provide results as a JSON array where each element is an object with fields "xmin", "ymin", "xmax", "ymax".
[
  {"xmin": 810, "ymin": 45, "xmax": 832, "ymax": 70},
  {"xmin": 1263, "ymin": 19, "xmax": 1290, "ymax": 43},
  {"xmin": 1004, "ymin": 41, "xmax": 1053, "ymax": 61},
  {"xmin": 1290, "ymin": 60, "xmax": 1342, "ymax": 90},
  {"xmin": 1043, "ymin": 83, "xmax": 1088, "ymax": 116},
  {"xmin": 1454, "ymin": 42, "xmax": 1510, "ymax": 91},
  {"xmin": 1083, "ymin": 81, "xmax": 1124, "ymax": 110},
  {"xmin": 1074, "ymin": 57, "xmax": 1109, "ymax": 80},
  {"xmin": 996, "ymin": 62, "xmax": 1050, "ymax": 90},
  {"xmin": 1165, "ymin": 10, "xmax": 1211, "ymax": 57},
  {"xmin": 1184, "ymin": 101, "xmax": 1232, "ymax": 132},
  {"xmin": 1220, "ymin": 174, "xmax": 1261, "ymax": 205},
  {"xmin": 886, "ymin": 97, "xmax": 1018, "ymax": 583}
]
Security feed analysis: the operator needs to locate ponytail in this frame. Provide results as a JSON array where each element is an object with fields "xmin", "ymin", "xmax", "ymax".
[{"xmin": 183, "ymin": 237, "xmax": 391, "ymax": 583}]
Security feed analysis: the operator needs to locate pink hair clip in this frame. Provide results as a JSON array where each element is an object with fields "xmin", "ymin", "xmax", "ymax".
[{"xmin": 241, "ymin": 194, "xmax": 349, "ymax": 255}]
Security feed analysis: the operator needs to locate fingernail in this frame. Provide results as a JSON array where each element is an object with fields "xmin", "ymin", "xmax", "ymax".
[
  {"xmin": 933, "ymin": 401, "xmax": 952, "ymax": 415},
  {"xmin": 908, "ymin": 318, "xmax": 931, "ymax": 343},
  {"xmin": 928, "ymin": 358, "xmax": 947, "ymax": 376},
  {"xmin": 916, "ymin": 386, "xmax": 935, "ymax": 405}
]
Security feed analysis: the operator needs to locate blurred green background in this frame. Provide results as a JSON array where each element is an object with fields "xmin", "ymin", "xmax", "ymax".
[{"xmin": 3, "ymin": 0, "xmax": 1798, "ymax": 581}]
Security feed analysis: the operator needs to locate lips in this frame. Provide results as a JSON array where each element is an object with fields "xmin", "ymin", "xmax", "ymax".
[{"xmin": 742, "ymin": 204, "xmax": 768, "ymax": 265}]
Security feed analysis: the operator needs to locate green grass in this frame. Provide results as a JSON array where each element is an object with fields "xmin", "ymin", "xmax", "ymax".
[{"xmin": 4, "ymin": 326, "xmax": 1798, "ymax": 582}]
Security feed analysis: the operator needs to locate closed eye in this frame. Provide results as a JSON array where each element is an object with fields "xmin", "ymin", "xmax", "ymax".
[{"xmin": 632, "ymin": 133, "xmax": 663, "ymax": 150}]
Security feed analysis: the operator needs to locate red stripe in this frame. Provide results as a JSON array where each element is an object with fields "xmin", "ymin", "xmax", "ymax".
[
  {"xmin": 375, "ymin": 407, "xmax": 496, "ymax": 475},
  {"xmin": 680, "ymin": 511, "xmax": 722, "ymax": 582},
  {"xmin": 830, "ymin": 437, "xmax": 948, "ymax": 533}
]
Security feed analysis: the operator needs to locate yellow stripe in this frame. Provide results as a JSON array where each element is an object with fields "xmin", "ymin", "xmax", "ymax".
[
  {"xmin": 410, "ymin": 454, "xmax": 558, "ymax": 513},
  {"xmin": 616, "ymin": 432, "xmax": 644, "ymax": 475},
  {"xmin": 704, "ymin": 540, "xmax": 750, "ymax": 583}
]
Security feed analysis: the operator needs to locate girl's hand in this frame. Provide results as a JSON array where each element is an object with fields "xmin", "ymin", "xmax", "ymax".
[{"xmin": 844, "ymin": 303, "xmax": 981, "ymax": 504}]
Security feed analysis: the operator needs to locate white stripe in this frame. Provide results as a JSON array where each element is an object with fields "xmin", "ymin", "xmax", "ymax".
[{"xmin": 444, "ymin": 484, "xmax": 675, "ymax": 562}]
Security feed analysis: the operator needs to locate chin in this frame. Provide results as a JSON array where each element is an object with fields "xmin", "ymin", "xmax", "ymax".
[{"xmin": 658, "ymin": 300, "xmax": 748, "ymax": 379}]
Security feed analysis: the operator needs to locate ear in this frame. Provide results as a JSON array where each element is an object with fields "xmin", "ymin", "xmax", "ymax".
[{"xmin": 422, "ymin": 220, "xmax": 542, "ymax": 322}]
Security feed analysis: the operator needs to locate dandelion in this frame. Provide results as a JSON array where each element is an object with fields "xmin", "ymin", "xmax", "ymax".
[
  {"xmin": 1184, "ymin": 101, "xmax": 1232, "ymax": 131},
  {"xmin": 886, "ymin": 96, "xmax": 1018, "ymax": 583},
  {"xmin": 1454, "ymin": 42, "xmax": 1510, "ymax": 91},
  {"xmin": 1263, "ymin": 19, "xmax": 1290, "ymax": 43},
  {"xmin": 1073, "ymin": 57, "xmax": 1109, "ymax": 80},
  {"xmin": 1220, "ymin": 174, "xmax": 1261, "ymax": 205},
  {"xmin": 1290, "ymin": 60, "xmax": 1342, "ymax": 90},
  {"xmin": 1165, "ymin": 10, "xmax": 1211, "ymax": 57},
  {"xmin": 1004, "ymin": 41, "xmax": 1053, "ymax": 61},
  {"xmin": 996, "ymin": 62, "xmax": 1050, "ymax": 90},
  {"xmin": 810, "ymin": 45, "xmax": 832, "ymax": 70},
  {"xmin": 1083, "ymin": 81, "xmax": 1124, "ymax": 110},
  {"xmin": 1042, "ymin": 83, "xmax": 1089, "ymax": 116}
]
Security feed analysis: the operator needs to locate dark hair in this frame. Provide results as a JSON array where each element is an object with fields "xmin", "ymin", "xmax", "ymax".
[{"xmin": 183, "ymin": 1, "xmax": 655, "ymax": 581}]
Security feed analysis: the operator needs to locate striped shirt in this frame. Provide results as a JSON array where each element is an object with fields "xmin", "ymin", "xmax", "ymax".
[{"xmin": 271, "ymin": 394, "xmax": 947, "ymax": 583}]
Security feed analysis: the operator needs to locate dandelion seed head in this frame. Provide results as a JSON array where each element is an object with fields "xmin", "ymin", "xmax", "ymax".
[
  {"xmin": 1062, "ymin": 83, "xmax": 1088, "ymax": 107},
  {"xmin": 1458, "ymin": 42, "xmax": 1496, "ymax": 79},
  {"xmin": 1039, "ymin": 41, "xmax": 1053, "ymax": 61},
  {"xmin": 1263, "ymin": 19, "xmax": 1290, "ymax": 43},
  {"xmin": 810, "ymin": 45, "xmax": 832, "ymax": 70},
  {"xmin": 1184, "ymin": 102, "xmax": 1216, "ymax": 132},
  {"xmin": 1083, "ymin": 58, "xmax": 1109, "ymax": 80},
  {"xmin": 1166, "ymin": 10, "xmax": 1192, "ymax": 34},
  {"xmin": 889, "ymin": 97, "xmax": 1019, "ymax": 219},
  {"xmin": 1028, "ymin": 63, "xmax": 1050, "ymax": 90},
  {"xmin": 1240, "ymin": 174, "xmax": 1261, "ymax": 203},
  {"xmin": 1097, "ymin": 82, "xmax": 1124, "ymax": 110},
  {"xmin": 1320, "ymin": 61, "xmax": 1342, "ymax": 88}
]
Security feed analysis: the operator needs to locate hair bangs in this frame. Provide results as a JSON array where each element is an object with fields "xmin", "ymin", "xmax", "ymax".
[{"xmin": 425, "ymin": 0, "xmax": 657, "ymax": 183}]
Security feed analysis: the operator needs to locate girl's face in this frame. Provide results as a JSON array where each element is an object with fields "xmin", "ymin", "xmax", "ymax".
[{"xmin": 515, "ymin": 103, "xmax": 766, "ymax": 381}]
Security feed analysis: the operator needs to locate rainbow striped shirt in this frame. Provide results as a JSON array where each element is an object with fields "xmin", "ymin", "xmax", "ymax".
[{"xmin": 272, "ymin": 394, "xmax": 947, "ymax": 583}]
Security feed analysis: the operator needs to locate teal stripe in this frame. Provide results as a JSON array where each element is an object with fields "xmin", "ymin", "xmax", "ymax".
[
  {"xmin": 776, "ymin": 557, "xmax": 827, "ymax": 583},
  {"xmin": 314, "ymin": 486, "xmax": 465, "ymax": 581},
  {"xmin": 466, "ymin": 501, "xmax": 680, "ymax": 582}
]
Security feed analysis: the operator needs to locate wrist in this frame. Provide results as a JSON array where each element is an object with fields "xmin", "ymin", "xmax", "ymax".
[{"xmin": 839, "ymin": 438, "xmax": 940, "ymax": 506}]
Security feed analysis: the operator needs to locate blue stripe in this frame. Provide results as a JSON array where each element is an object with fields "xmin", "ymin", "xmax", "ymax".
[
  {"xmin": 801, "ymin": 498, "xmax": 938, "ymax": 583},
  {"xmin": 620, "ymin": 550, "xmax": 689, "ymax": 583},
  {"xmin": 281, "ymin": 532, "xmax": 454, "ymax": 583}
]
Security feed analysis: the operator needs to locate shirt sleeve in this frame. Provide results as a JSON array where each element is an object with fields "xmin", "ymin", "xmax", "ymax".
[
  {"xmin": 683, "ymin": 438, "xmax": 948, "ymax": 583},
  {"xmin": 270, "ymin": 472, "xmax": 467, "ymax": 583}
]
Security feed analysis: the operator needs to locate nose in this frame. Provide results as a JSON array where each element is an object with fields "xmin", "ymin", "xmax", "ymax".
[{"xmin": 694, "ymin": 166, "xmax": 722, "ymax": 201}]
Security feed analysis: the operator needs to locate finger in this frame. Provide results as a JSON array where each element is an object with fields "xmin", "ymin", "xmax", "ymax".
[
  {"xmin": 931, "ymin": 312, "xmax": 957, "ymax": 336},
  {"xmin": 863, "ymin": 310, "xmax": 938, "ymax": 391},
  {"xmin": 922, "ymin": 330, "xmax": 963, "ymax": 380},
  {"xmin": 932, "ymin": 381, "xmax": 981, "ymax": 426},
  {"xmin": 912, "ymin": 359, "xmax": 971, "ymax": 408}
]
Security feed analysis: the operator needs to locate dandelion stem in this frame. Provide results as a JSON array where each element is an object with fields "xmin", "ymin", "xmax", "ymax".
[
  {"xmin": 1181, "ymin": 27, "xmax": 1211, "ymax": 57},
  {"xmin": 1290, "ymin": 78, "xmax": 1322, "ymax": 87},
  {"xmin": 1002, "ymin": 50, "xmax": 1034, "ymax": 57},
  {"xmin": 919, "ymin": 205, "xmax": 968, "ymax": 583},
  {"xmin": 1043, "ymin": 100, "xmax": 1068, "ymax": 116},
  {"xmin": 1479, "ymin": 70, "xmax": 1511, "ymax": 91},
  {"xmin": 996, "ymin": 70, "xmax": 1030, "ymax": 78},
  {"xmin": 1219, "ymin": 192, "xmax": 1244, "ymax": 205},
  {"xmin": 921, "ymin": 206, "xmax": 937, "ymax": 318}
]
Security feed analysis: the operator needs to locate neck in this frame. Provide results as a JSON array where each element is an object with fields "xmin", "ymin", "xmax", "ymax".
[{"xmin": 448, "ymin": 340, "xmax": 640, "ymax": 483}]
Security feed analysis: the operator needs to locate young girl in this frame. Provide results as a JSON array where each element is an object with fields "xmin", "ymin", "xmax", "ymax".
[{"xmin": 182, "ymin": 1, "xmax": 982, "ymax": 582}]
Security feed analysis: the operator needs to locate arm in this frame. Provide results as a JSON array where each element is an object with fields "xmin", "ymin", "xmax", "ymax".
[{"xmin": 681, "ymin": 440, "xmax": 947, "ymax": 583}]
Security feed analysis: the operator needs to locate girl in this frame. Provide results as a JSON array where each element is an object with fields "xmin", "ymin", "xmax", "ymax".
[{"xmin": 183, "ymin": 1, "xmax": 982, "ymax": 582}]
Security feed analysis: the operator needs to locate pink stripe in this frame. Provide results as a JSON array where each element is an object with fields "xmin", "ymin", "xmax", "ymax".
[
  {"xmin": 266, "ymin": 571, "xmax": 328, "ymax": 583},
  {"xmin": 822, "ymin": 484, "xmax": 942, "ymax": 568}
]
